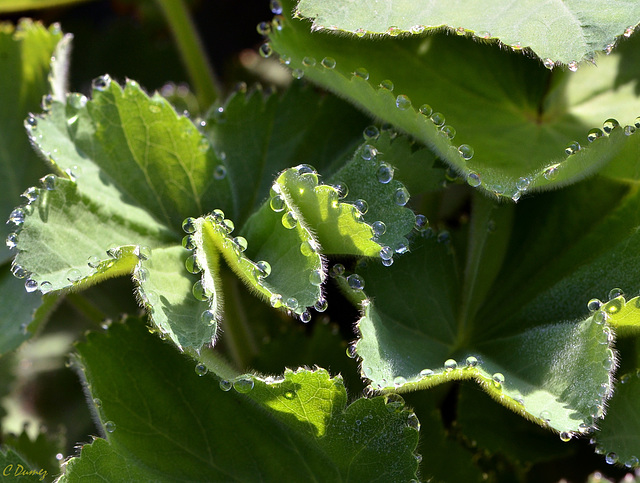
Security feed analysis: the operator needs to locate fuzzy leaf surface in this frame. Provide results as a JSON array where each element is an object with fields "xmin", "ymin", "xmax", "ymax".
[
  {"xmin": 295, "ymin": 0, "xmax": 640, "ymax": 65},
  {"xmin": 347, "ymin": 177, "xmax": 640, "ymax": 435},
  {"xmin": 270, "ymin": 0, "xmax": 640, "ymax": 200},
  {"xmin": 62, "ymin": 319, "xmax": 420, "ymax": 482}
]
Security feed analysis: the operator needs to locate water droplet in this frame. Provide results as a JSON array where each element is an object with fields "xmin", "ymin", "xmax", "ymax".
[
  {"xmin": 441, "ymin": 125, "xmax": 456, "ymax": 139},
  {"xmin": 5, "ymin": 232, "xmax": 17, "ymax": 249},
  {"xmin": 376, "ymin": 163, "xmax": 394, "ymax": 184},
  {"xmin": 624, "ymin": 26, "xmax": 635, "ymax": 37},
  {"xmin": 543, "ymin": 58, "xmax": 554, "ymax": 69},
  {"xmin": 93, "ymin": 398, "xmax": 102, "ymax": 408},
  {"xmin": 291, "ymin": 69, "xmax": 304, "ymax": 80},
  {"xmin": 92, "ymin": 74, "xmax": 111, "ymax": 91},
  {"xmin": 269, "ymin": 293, "xmax": 283, "ymax": 308},
  {"xmin": 605, "ymin": 298, "xmax": 622, "ymax": 314},
  {"xmin": 256, "ymin": 21, "xmax": 271, "ymax": 36},
  {"xmin": 219, "ymin": 380, "xmax": 232, "ymax": 391},
  {"xmin": 67, "ymin": 268, "xmax": 82, "ymax": 283},
  {"xmin": 104, "ymin": 421, "xmax": 116, "ymax": 433},
  {"xmin": 384, "ymin": 393, "xmax": 405, "ymax": 410},
  {"xmin": 587, "ymin": 128, "xmax": 603, "ymax": 142},
  {"xmin": 511, "ymin": 41, "xmax": 522, "ymax": 50},
  {"xmin": 314, "ymin": 297, "xmax": 328, "ymax": 312},
  {"xmin": 201, "ymin": 309, "xmax": 215, "ymax": 325},
  {"xmin": 407, "ymin": 413, "xmax": 420, "ymax": 431},
  {"xmin": 635, "ymin": 116, "xmax": 640, "ymax": 129},
  {"xmin": 346, "ymin": 344, "xmax": 357, "ymax": 358},
  {"xmin": 330, "ymin": 264, "xmax": 345, "ymax": 278},
  {"xmin": 221, "ymin": 219, "xmax": 234, "ymax": 234},
  {"xmin": 603, "ymin": 118, "xmax": 619, "ymax": 134},
  {"xmin": 565, "ymin": 141, "xmax": 581, "ymax": 155},
  {"xmin": 192, "ymin": 280, "xmax": 211, "ymax": 301},
  {"xmin": 233, "ymin": 236, "xmax": 248, "ymax": 253},
  {"xmin": 354, "ymin": 28, "xmax": 366, "ymax": 37},
  {"xmin": 8, "ymin": 208, "xmax": 25, "ymax": 226},
  {"xmin": 393, "ymin": 376, "xmax": 406, "ymax": 386},
  {"xmin": 420, "ymin": 368, "xmax": 434, "ymax": 377},
  {"xmin": 371, "ymin": 221, "xmax": 386, "ymax": 237},
  {"xmin": 430, "ymin": 112, "xmax": 445, "ymax": 126},
  {"xmin": 543, "ymin": 165, "xmax": 559, "ymax": 180},
  {"xmin": 269, "ymin": 194, "xmax": 286, "ymax": 213},
  {"xmin": 356, "ymin": 145, "xmax": 377, "ymax": 164},
  {"xmin": 394, "ymin": 187, "xmax": 410, "ymax": 206},
  {"xmin": 182, "ymin": 235, "xmax": 196, "ymax": 250},
  {"xmin": 333, "ymin": 182, "xmax": 348, "ymax": 199},
  {"xmin": 568, "ymin": 61, "xmax": 578, "ymax": 72},
  {"xmin": 415, "ymin": 215, "xmax": 428, "ymax": 232},
  {"xmin": 234, "ymin": 376, "xmax": 254, "ymax": 393},
  {"xmin": 559, "ymin": 431, "xmax": 572, "ymax": 442},
  {"xmin": 212, "ymin": 209, "xmax": 225, "ymax": 223},
  {"xmin": 185, "ymin": 254, "xmax": 200, "ymax": 274},
  {"xmin": 321, "ymin": 56, "xmax": 336, "ymax": 69},
  {"xmin": 437, "ymin": 230, "xmax": 450, "ymax": 244},
  {"xmin": 588, "ymin": 298, "xmax": 602, "ymax": 311},
  {"xmin": 625, "ymin": 125, "xmax": 636, "ymax": 136},
  {"xmin": 593, "ymin": 311, "xmax": 607, "ymax": 325},
  {"xmin": 395, "ymin": 95, "xmax": 411, "ymax": 110},
  {"xmin": 279, "ymin": 54, "xmax": 291, "ymax": 65},
  {"xmin": 309, "ymin": 270, "xmax": 324, "ymax": 286},
  {"xmin": 255, "ymin": 260, "xmax": 271, "ymax": 278},
  {"xmin": 270, "ymin": 0, "xmax": 283, "ymax": 14},
  {"xmin": 40, "ymin": 281, "xmax": 52, "ymax": 293},
  {"xmin": 379, "ymin": 79, "xmax": 394, "ymax": 91},
  {"xmin": 353, "ymin": 67, "xmax": 369, "ymax": 80},
  {"xmin": 272, "ymin": 15, "xmax": 284, "ymax": 30},
  {"xmin": 444, "ymin": 359, "xmax": 457, "ymax": 371},
  {"xmin": 213, "ymin": 165, "xmax": 227, "ymax": 180},
  {"xmin": 285, "ymin": 297, "xmax": 298, "ymax": 310},
  {"xmin": 282, "ymin": 211, "xmax": 298, "ymax": 229},
  {"xmin": 258, "ymin": 42, "xmax": 273, "ymax": 58},
  {"xmin": 605, "ymin": 452, "xmax": 618, "ymax": 464},
  {"xmin": 492, "ymin": 372, "xmax": 505, "ymax": 387},
  {"xmin": 411, "ymin": 25, "xmax": 425, "ymax": 34},
  {"xmin": 40, "ymin": 174, "xmax": 57, "ymax": 191},
  {"xmin": 298, "ymin": 310, "xmax": 311, "ymax": 323},
  {"xmin": 195, "ymin": 363, "xmax": 208, "ymax": 376},
  {"xmin": 347, "ymin": 274, "xmax": 365, "ymax": 290},
  {"xmin": 608, "ymin": 288, "xmax": 623, "ymax": 300},
  {"xmin": 24, "ymin": 278, "xmax": 38, "ymax": 293},
  {"xmin": 363, "ymin": 125, "xmax": 380, "ymax": 141},
  {"xmin": 68, "ymin": 93, "xmax": 87, "ymax": 110},
  {"xmin": 516, "ymin": 177, "xmax": 531, "ymax": 191},
  {"xmin": 379, "ymin": 246, "xmax": 393, "ymax": 262},
  {"xmin": 539, "ymin": 410, "xmax": 551, "ymax": 422},
  {"xmin": 135, "ymin": 245, "xmax": 151, "ymax": 261},
  {"xmin": 182, "ymin": 218, "xmax": 196, "ymax": 234},
  {"xmin": 624, "ymin": 456, "xmax": 639, "ymax": 468},
  {"xmin": 465, "ymin": 356, "xmax": 478, "ymax": 368},
  {"xmin": 302, "ymin": 56, "xmax": 316, "ymax": 67},
  {"xmin": 387, "ymin": 26, "xmax": 401, "ymax": 36},
  {"xmin": 21, "ymin": 187, "xmax": 39, "ymax": 203},
  {"xmin": 467, "ymin": 172, "xmax": 481, "ymax": 187},
  {"xmin": 416, "ymin": 106, "xmax": 434, "ymax": 119}
]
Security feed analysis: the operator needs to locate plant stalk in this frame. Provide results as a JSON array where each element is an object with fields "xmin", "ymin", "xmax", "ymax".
[{"xmin": 155, "ymin": 0, "xmax": 221, "ymax": 109}]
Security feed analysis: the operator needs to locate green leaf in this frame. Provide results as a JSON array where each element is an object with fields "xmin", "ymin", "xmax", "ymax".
[
  {"xmin": 0, "ymin": 268, "xmax": 58, "ymax": 354},
  {"xmin": 592, "ymin": 367, "xmax": 640, "ymax": 469},
  {"xmin": 343, "ymin": 174, "xmax": 640, "ymax": 435},
  {"xmin": 204, "ymin": 83, "xmax": 371, "ymax": 225},
  {"xmin": 1, "ymin": 20, "xmax": 64, "ymax": 264},
  {"xmin": 295, "ymin": 0, "xmax": 640, "ymax": 66},
  {"xmin": 61, "ymin": 318, "xmax": 420, "ymax": 481},
  {"xmin": 270, "ymin": 1, "xmax": 640, "ymax": 199},
  {"xmin": 2, "ymin": 430, "xmax": 63, "ymax": 481},
  {"xmin": 136, "ymin": 245, "xmax": 216, "ymax": 350},
  {"xmin": 0, "ymin": 446, "xmax": 50, "ymax": 482}
]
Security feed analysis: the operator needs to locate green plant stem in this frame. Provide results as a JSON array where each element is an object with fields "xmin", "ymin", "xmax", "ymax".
[
  {"xmin": 65, "ymin": 292, "xmax": 107, "ymax": 325},
  {"xmin": 219, "ymin": 269, "xmax": 259, "ymax": 370},
  {"xmin": 156, "ymin": 0, "xmax": 221, "ymax": 108}
]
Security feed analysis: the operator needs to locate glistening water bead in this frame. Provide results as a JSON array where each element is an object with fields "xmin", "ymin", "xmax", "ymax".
[
  {"xmin": 347, "ymin": 274, "xmax": 365, "ymax": 290},
  {"xmin": 321, "ymin": 57, "xmax": 336, "ymax": 69},
  {"xmin": 395, "ymin": 95, "xmax": 411, "ymax": 110}
]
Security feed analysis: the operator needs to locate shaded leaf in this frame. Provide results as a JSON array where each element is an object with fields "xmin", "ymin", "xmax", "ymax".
[{"xmin": 61, "ymin": 318, "xmax": 420, "ymax": 482}]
